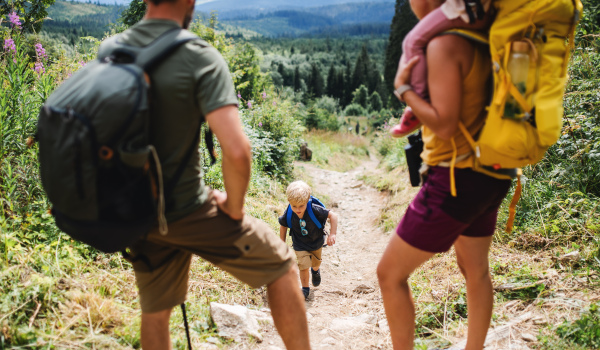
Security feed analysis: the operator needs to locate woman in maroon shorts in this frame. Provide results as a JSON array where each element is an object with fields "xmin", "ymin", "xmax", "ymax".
[{"xmin": 377, "ymin": 1, "xmax": 510, "ymax": 349}]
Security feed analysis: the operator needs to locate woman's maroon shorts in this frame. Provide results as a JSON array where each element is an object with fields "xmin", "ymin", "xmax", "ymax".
[{"xmin": 397, "ymin": 166, "xmax": 511, "ymax": 253}]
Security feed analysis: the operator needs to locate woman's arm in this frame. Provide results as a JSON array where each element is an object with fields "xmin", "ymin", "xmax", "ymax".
[{"xmin": 395, "ymin": 35, "xmax": 473, "ymax": 140}]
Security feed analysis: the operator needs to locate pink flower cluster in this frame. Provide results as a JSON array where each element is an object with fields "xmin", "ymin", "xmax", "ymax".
[
  {"xmin": 3, "ymin": 38, "xmax": 16, "ymax": 53},
  {"xmin": 35, "ymin": 43, "xmax": 47, "ymax": 60},
  {"xmin": 8, "ymin": 11, "xmax": 21, "ymax": 29},
  {"xmin": 34, "ymin": 61, "xmax": 45, "ymax": 74}
]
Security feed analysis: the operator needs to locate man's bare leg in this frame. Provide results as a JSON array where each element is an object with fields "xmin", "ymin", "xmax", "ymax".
[
  {"xmin": 267, "ymin": 265, "xmax": 311, "ymax": 349},
  {"xmin": 141, "ymin": 308, "xmax": 172, "ymax": 350}
]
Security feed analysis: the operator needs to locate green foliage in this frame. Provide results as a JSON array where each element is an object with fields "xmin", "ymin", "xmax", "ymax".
[
  {"xmin": 343, "ymin": 103, "xmax": 366, "ymax": 117},
  {"xmin": 120, "ymin": 0, "xmax": 145, "ymax": 27},
  {"xmin": 368, "ymin": 91, "xmax": 383, "ymax": 112},
  {"xmin": 351, "ymin": 84, "xmax": 369, "ymax": 109},
  {"xmin": 384, "ymin": 0, "xmax": 418, "ymax": 109},
  {"xmin": 553, "ymin": 303, "xmax": 600, "ymax": 348},
  {"xmin": 2, "ymin": 0, "xmax": 56, "ymax": 32},
  {"xmin": 304, "ymin": 107, "xmax": 340, "ymax": 132},
  {"xmin": 510, "ymin": 25, "xmax": 600, "ymax": 243}
]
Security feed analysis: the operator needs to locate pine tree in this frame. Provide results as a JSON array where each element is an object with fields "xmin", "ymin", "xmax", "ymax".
[
  {"xmin": 309, "ymin": 63, "xmax": 325, "ymax": 98},
  {"xmin": 352, "ymin": 45, "xmax": 370, "ymax": 93},
  {"xmin": 326, "ymin": 64, "xmax": 337, "ymax": 97},
  {"xmin": 294, "ymin": 66, "xmax": 301, "ymax": 92},
  {"xmin": 384, "ymin": 0, "xmax": 418, "ymax": 108}
]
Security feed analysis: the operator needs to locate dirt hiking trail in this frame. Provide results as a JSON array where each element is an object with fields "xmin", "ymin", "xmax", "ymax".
[{"xmin": 244, "ymin": 154, "xmax": 394, "ymax": 350}]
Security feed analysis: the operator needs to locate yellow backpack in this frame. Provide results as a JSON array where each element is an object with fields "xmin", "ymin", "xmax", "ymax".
[{"xmin": 447, "ymin": 0, "xmax": 583, "ymax": 232}]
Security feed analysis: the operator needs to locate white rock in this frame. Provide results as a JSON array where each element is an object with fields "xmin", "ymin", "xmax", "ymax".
[
  {"xmin": 319, "ymin": 329, "xmax": 329, "ymax": 335},
  {"xmin": 560, "ymin": 251, "xmax": 580, "ymax": 261},
  {"xmin": 353, "ymin": 299, "xmax": 368, "ymax": 307},
  {"xmin": 210, "ymin": 302, "xmax": 263, "ymax": 343},
  {"xmin": 330, "ymin": 314, "xmax": 377, "ymax": 332},
  {"xmin": 322, "ymin": 337, "xmax": 337, "ymax": 345},
  {"xmin": 378, "ymin": 318, "xmax": 389, "ymax": 333},
  {"xmin": 197, "ymin": 344, "xmax": 219, "ymax": 350},
  {"xmin": 521, "ymin": 332, "xmax": 537, "ymax": 342},
  {"xmin": 249, "ymin": 309, "xmax": 273, "ymax": 325},
  {"xmin": 205, "ymin": 337, "xmax": 220, "ymax": 344}
]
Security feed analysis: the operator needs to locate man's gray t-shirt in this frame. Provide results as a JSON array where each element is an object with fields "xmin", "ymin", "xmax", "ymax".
[
  {"xmin": 119, "ymin": 19, "xmax": 238, "ymax": 222},
  {"xmin": 278, "ymin": 204, "xmax": 329, "ymax": 251}
]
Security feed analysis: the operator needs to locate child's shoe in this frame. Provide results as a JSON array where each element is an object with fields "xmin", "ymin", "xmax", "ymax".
[
  {"xmin": 390, "ymin": 107, "xmax": 421, "ymax": 138},
  {"xmin": 311, "ymin": 268, "xmax": 321, "ymax": 287},
  {"xmin": 302, "ymin": 287, "xmax": 310, "ymax": 300}
]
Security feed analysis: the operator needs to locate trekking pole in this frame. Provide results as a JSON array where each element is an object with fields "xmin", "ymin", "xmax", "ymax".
[{"xmin": 181, "ymin": 303, "xmax": 192, "ymax": 350}]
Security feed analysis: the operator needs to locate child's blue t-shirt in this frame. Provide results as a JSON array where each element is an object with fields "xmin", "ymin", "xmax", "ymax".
[{"xmin": 278, "ymin": 203, "xmax": 329, "ymax": 252}]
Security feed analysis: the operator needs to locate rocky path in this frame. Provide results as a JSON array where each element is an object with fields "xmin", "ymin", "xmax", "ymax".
[{"xmin": 245, "ymin": 154, "xmax": 393, "ymax": 350}]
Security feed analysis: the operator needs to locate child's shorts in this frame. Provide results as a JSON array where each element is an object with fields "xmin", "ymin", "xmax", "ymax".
[
  {"xmin": 397, "ymin": 166, "xmax": 511, "ymax": 253},
  {"xmin": 295, "ymin": 248, "xmax": 322, "ymax": 270}
]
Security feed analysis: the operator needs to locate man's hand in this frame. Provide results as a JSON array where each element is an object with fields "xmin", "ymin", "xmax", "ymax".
[
  {"xmin": 213, "ymin": 190, "xmax": 244, "ymax": 220},
  {"xmin": 326, "ymin": 233, "xmax": 336, "ymax": 246}
]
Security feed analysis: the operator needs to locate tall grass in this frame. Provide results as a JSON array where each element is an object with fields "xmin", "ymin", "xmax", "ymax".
[{"xmin": 303, "ymin": 130, "xmax": 370, "ymax": 172}]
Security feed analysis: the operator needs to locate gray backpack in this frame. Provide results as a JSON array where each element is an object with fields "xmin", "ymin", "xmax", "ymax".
[{"xmin": 36, "ymin": 28, "xmax": 206, "ymax": 253}]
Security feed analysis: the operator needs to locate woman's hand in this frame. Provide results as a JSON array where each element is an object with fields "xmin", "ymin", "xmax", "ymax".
[{"xmin": 394, "ymin": 55, "xmax": 420, "ymax": 90}]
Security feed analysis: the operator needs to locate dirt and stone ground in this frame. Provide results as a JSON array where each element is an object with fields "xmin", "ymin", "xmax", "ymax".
[{"xmin": 220, "ymin": 155, "xmax": 596, "ymax": 350}]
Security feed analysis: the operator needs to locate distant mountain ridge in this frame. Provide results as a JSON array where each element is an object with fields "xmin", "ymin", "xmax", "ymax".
[{"xmin": 220, "ymin": 1, "xmax": 394, "ymax": 37}]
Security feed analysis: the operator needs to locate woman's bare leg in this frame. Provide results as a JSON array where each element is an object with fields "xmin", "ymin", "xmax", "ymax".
[
  {"xmin": 377, "ymin": 234, "xmax": 434, "ymax": 350},
  {"xmin": 454, "ymin": 235, "xmax": 494, "ymax": 350}
]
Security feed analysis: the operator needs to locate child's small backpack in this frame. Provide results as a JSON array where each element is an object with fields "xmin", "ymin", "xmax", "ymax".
[
  {"xmin": 442, "ymin": 0, "xmax": 582, "ymax": 232},
  {"xmin": 36, "ymin": 28, "xmax": 205, "ymax": 253},
  {"xmin": 286, "ymin": 196, "xmax": 326, "ymax": 229}
]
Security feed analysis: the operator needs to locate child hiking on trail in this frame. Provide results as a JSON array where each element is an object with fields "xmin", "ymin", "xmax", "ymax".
[
  {"xmin": 378, "ymin": 0, "xmax": 509, "ymax": 349},
  {"xmin": 279, "ymin": 181, "xmax": 338, "ymax": 300},
  {"xmin": 390, "ymin": 0, "xmax": 491, "ymax": 137}
]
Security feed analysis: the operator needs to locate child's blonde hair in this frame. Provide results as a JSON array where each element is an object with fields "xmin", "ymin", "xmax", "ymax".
[{"xmin": 286, "ymin": 181, "xmax": 311, "ymax": 206}]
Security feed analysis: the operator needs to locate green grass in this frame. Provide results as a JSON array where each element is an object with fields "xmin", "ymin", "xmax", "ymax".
[{"xmin": 303, "ymin": 130, "xmax": 370, "ymax": 172}]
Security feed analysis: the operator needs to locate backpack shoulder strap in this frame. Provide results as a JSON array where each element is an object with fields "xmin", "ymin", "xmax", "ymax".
[
  {"xmin": 97, "ymin": 27, "xmax": 200, "ymax": 72},
  {"xmin": 286, "ymin": 205, "xmax": 293, "ymax": 228},
  {"xmin": 440, "ymin": 29, "xmax": 489, "ymax": 46},
  {"xmin": 306, "ymin": 198, "xmax": 323, "ymax": 229},
  {"xmin": 136, "ymin": 28, "xmax": 199, "ymax": 71}
]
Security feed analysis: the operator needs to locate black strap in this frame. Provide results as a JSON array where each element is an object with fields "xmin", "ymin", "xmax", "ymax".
[
  {"xmin": 463, "ymin": 0, "xmax": 484, "ymax": 24},
  {"xmin": 181, "ymin": 303, "xmax": 193, "ymax": 350}
]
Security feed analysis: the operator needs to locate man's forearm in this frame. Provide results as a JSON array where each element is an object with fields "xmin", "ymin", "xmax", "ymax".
[
  {"xmin": 221, "ymin": 148, "xmax": 251, "ymax": 214},
  {"xmin": 280, "ymin": 226, "xmax": 287, "ymax": 242}
]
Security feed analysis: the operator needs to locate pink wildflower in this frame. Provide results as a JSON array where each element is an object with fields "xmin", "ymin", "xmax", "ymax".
[
  {"xmin": 35, "ymin": 43, "xmax": 47, "ymax": 60},
  {"xmin": 33, "ymin": 61, "xmax": 45, "ymax": 74},
  {"xmin": 259, "ymin": 122, "xmax": 263, "ymax": 127},
  {"xmin": 262, "ymin": 92, "xmax": 267, "ymax": 99},
  {"xmin": 8, "ymin": 12, "xmax": 21, "ymax": 29},
  {"xmin": 3, "ymin": 38, "xmax": 16, "ymax": 53},
  {"xmin": 237, "ymin": 92, "xmax": 241, "ymax": 99},
  {"xmin": 247, "ymin": 101, "xmax": 252, "ymax": 108},
  {"xmin": 79, "ymin": 60, "xmax": 86, "ymax": 67},
  {"xmin": 272, "ymin": 101, "xmax": 277, "ymax": 106}
]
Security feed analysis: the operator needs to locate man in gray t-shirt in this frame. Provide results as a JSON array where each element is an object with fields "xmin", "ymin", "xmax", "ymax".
[{"xmin": 120, "ymin": 0, "xmax": 311, "ymax": 349}]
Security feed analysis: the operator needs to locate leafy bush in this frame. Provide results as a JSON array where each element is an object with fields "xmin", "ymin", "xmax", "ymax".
[
  {"xmin": 553, "ymin": 303, "xmax": 600, "ymax": 349},
  {"xmin": 343, "ymin": 103, "xmax": 366, "ymax": 116}
]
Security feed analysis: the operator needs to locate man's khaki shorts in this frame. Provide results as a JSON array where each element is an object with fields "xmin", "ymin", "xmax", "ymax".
[
  {"xmin": 295, "ymin": 248, "xmax": 322, "ymax": 270},
  {"xmin": 124, "ymin": 191, "xmax": 295, "ymax": 313}
]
